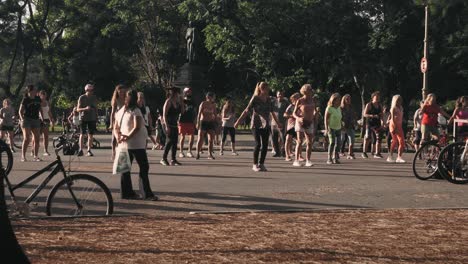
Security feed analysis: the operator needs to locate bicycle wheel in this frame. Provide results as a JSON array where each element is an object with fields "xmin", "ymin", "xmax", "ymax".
[
  {"xmin": 412, "ymin": 141, "xmax": 441, "ymax": 180},
  {"xmin": 0, "ymin": 140, "xmax": 13, "ymax": 176},
  {"xmin": 46, "ymin": 174, "xmax": 114, "ymax": 216},
  {"xmin": 438, "ymin": 142, "xmax": 468, "ymax": 184}
]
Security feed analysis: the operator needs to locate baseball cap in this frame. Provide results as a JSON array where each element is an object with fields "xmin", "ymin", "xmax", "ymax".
[
  {"xmin": 84, "ymin": 84, "xmax": 94, "ymax": 92},
  {"xmin": 183, "ymin": 87, "xmax": 192, "ymax": 94}
]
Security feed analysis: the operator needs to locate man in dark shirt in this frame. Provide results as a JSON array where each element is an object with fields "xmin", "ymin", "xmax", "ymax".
[
  {"xmin": 77, "ymin": 84, "xmax": 98, "ymax": 157},
  {"xmin": 271, "ymin": 90, "xmax": 289, "ymax": 157}
]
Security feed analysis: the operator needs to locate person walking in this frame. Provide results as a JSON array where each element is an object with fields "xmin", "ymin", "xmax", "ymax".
[
  {"xmin": 293, "ymin": 84, "xmax": 316, "ymax": 167},
  {"xmin": 220, "ymin": 96, "xmax": 238, "ymax": 155},
  {"xmin": 235, "ymin": 82, "xmax": 281, "ymax": 172},
  {"xmin": 387, "ymin": 95, "xmax": 406, "ymax": 163},
  {"xmin": 137, "ymin": 92, "xmax": 158, "ymax": 149},
  {"xmin": 109, "ymin": 84, "xmax": 128, "ymax": 160},
  {"xmin": 195, "ymin": 92, "xmax": 217, "ymax": 160},
  {"xmin": 161, "ymin": 87, "xmax": 183, "ymax": 166},
  {"xmin": 178, "ymin": 87, "xmax": 196, "ymax": 157},
  {"xmin": 412, "ymin": 101, "xmax": 424, "ymax": 152},
  {"xmin": 271, "ymin": 90, "xmax": 288, "ymax": 157},
  {"xmin": 19, "ymin": 85, "xmax": 43, "ymax": 162},
  {"xmin": 39, "ymin": 90, "xmax": 54, "ymax": 156},
  {"xmin": 362, "ymin": 91, "xmax": 384, "ymax": 159},
  {"xmin": 324, "ymin": 93, "xmax": 342, "ymax": 164},
  {"xmin": 0, "ymin": 99, "xmax": 16, "ymax": 152},
  {"xmin": 340, "ymin": 94, "xmax": 357, "ymax": 159},
  {"xmin": 76, "ymin": 84, "xmax": 98, "ymax": 157},
  {"xmin": 283, "ymin": 93, "xmax": 301, "ymax": 161},
  {"xmin": 114, "ymin": 89, "xmax": 158, "ymax": 201}
]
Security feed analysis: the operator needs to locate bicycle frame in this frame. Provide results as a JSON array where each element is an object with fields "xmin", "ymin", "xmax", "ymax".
[{"xmin": 5, "ymin": 156, "xmax": 67, "ymax": 205}]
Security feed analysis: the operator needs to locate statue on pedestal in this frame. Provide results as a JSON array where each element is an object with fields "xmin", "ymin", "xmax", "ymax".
[{"xmin": 185, "ymin": 21, "xmax": 196, "ymax": 63}]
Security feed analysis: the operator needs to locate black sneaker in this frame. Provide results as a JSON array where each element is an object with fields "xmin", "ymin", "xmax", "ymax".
[
  {"xmin": 160, "ymin": 159, "xmax": 170, "ymax": 166},
  {"xmin": 77, "ymin": 150, "xmax": 84, "ymax": 156},
  {"xmin": 373, "ymin": 153, "xmax": 383, "ymax": 159},
  {"xmin": 171, "ymin": 160, "xmax": 182, "ymax": 166},
  {"xmin": 361, "ymin": 152, "xmax": 368, "ymax": 159},
  {"xmin": 259, "ymin": 164, "xmax": 268, "ymax": 171},
  {"xmin": 86, "ymin": 150, "xmax": 94, "ymax": 157}
]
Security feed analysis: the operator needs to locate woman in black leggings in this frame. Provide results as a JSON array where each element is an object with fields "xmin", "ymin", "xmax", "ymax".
[
  {"xmin": 235, "ymin": 82, "xmax": 281, "ymax": 172},
  {"xmin": 161, "ymin": 87, "xmax": 183, "ymax": 166}
]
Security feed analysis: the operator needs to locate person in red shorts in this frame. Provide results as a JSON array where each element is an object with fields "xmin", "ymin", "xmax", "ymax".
[{"xmin": 178, "ymin": 87, "xmax": 197, "ymax": 158}]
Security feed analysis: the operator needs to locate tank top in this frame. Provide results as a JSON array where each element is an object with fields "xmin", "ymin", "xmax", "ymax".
[
  {"xmin": 389, "ymin": 107, "xmax": 403, "ymax": 133},
  {"xmin": 166, "ymin": 101, "xmax": 181, "ymax": 127},
  {"xmin": 366, "ymin": 103, "xmax": 382, "ymax": 127},
  {"xmin": 42, "ymin": 105, "xmax": 50, "ymax": 119}
]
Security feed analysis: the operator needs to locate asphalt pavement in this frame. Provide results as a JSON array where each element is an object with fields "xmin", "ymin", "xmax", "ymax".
[{"xmin": 5, "ymin": 133, "xmax": 468, "ymax": 217}]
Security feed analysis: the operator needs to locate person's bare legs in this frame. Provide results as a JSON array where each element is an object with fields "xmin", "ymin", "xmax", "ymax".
[
  {"xmin": 285, "ymin": 134, "xmax": 292, "ymax": 160},
  {"xmin": 31, "ymin": 128, "xmax": 40, "ymax": 159},
  {"xmin": 87, "ymin": 133, "xmax": 93, "ymax": 152},
  {"xmin": 179, "ymin": 134, "xmax": 186, "ymax": 155},
  {"xmin": 41, "ymin": 126, "xmax": 50, "ymax": 154},
  {"xmin": 196, "ymin": 130, "xmax": 205, "ymax": 159},
  {"xmin": 304, "ymin": 133, "xmax": 313, "ymax": 162},
  {"xmin": 294, "ymin": 132, "xmax": 303, "ymax": 163},
  {"xmin": 207, "ymin": 130, "xmax": 215, "ymax": 159},
  {"xmin": 21, "ymin": 127, "xmax": 32, "ymax": 160}
]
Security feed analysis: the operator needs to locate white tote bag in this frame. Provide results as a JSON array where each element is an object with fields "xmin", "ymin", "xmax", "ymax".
[{"xmin": 112, "ymin": 144, "xmax": 131, "ymax": 175}]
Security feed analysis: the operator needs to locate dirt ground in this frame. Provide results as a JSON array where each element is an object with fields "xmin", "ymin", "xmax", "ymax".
[{"xmin": 12, "ymin": 209, "xmax": 468, "ymax": 263}]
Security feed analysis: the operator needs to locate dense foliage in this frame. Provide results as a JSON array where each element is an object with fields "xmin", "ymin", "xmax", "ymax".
[{"xmin": 0, "ymin": 0, "xmax": 466, "ymax": 111}]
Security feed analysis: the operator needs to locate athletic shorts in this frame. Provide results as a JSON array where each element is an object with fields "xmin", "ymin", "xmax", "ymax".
[
  {"xmin": 81, "ymin": 121, "xmax": 97, "ymax": 135},
  {"xmin": 179, "ymin": 122, "xmax": 195, "ymax": 135},
  {"xmin": 295, "ymin": 120, "xmax": 314, "ymax": 135},
  {"xmin": 22, "ymin": 117, "xmax": 41, "ymax": 129},
  {"xmin": 201, "ymin": 121, "xmax": 216, "ymax": 131},
  {"xmin": 0, "ymin": 125, "xmax": 14, "ymax": 131},
  {"xmin": 286, "ymin": 127, "xmax": 296, "ymax": 137}
]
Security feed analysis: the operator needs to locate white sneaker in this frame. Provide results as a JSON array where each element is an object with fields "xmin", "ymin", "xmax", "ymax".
[
  {"xmin": 293, "ymin": 160, "xmax": 302, "ymax": 167},
  {"xmin": 305, "ymin": 160, "xmax": 314, "ymax": 167},
  {"xmin": 179, "ymin": 152, "xmax": 185, "ymax": 158},
  {"xmin": 386, "ymin": 156, "xmax": 395, "ymax": 163},
  {"xmin": 219, "ymin": 151, "xmax": 224, "ymax": 156},
  {"xmin": 396, "ymin": 157, "xmax": 406, "ymax": 163},
  {"xmin": 152, "ymin": 145, "xmax": 157, "ymax": 150},
  {"xmin": 252, "ymin": 164, "xmax": 261, "ymax": 172},
  {"xmin": 187, "ymin": 152, "xmax": 193, "ymax": 158},
  {"xmin": 231, "ymin": 152, "xmax": 239, "ymax": 156},
  {"xmin": 43, "ymin": 152, "xmax": 50, "ymax": 156}
]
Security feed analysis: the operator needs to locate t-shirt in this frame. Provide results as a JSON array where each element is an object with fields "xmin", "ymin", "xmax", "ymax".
[
  {"xmin": 272, "ymin": 98, "xmax": 289, "ymax": 126},
  {"xmin": 421, "ymin": 104, "xmax": 440, "ymax": 126},
  {"xmin": 326, "ymin": 106, "xmax": 342, "ymax": 130},
  {"xmin": 246, "ymin": 96, "xmax": 274, "ymax": 129},
  {"xmin": 115, "ymin": 107, "xmax": 148, "ymax": 150},
  {"xmin": 179, "ymin": 99, "xmax": 195, "ymax": 123},
  {"xmin": 21, "ymin": 96, "xmax": 41, "ymax": 119},
  {"xmin": 0, "ymin": 107, "xmax": 15, "ymax": 126},
  {"xmin": 78, "ymin": 94, "xmax": 97, "ymax": 122}
]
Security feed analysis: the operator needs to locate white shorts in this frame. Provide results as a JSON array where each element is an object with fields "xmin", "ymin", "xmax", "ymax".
[{"xmin": 295, "ymin": 120, "xmax": 315, "ymax": 135}]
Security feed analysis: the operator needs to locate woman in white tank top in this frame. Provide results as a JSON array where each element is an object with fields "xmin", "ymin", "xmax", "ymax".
[{"xmin": 39, "ymin": 90, "xmax": 54, "ymax": 156}]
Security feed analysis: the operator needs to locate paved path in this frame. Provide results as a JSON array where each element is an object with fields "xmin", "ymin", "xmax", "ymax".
[{"xmin": 5, "ymin": 133, "xmax": 467, "ymax": 216}]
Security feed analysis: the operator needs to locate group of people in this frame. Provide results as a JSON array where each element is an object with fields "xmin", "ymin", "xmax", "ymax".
[{"xmin": 1, "ymin": 82, "xmax": 466, "ymax": 201}]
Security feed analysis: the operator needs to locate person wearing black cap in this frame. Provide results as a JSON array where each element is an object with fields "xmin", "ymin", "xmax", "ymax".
[
  {"xmin": 195, "ymin": 92, "xmax": 217, "ymax": 160},
  {"xmin": 161, "ymin": 87, "xmax": 183, "ymax": 166}
]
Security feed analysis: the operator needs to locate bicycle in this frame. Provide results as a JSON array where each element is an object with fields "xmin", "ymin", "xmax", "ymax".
[
  {"xmin": 0, "ymin": 139, "xmax": 13, "ymax": 176},
  {"xmin": 53, "ymin": 129, "xmax": 101, "ymax": 150},
  {"xmin": 412, "ymin": 125, "xmax": 449, "ymax": 180},
  {"xmin": 437, "ymin": 119, "xmax": 468, "ymax": 184},
  {"xmin": 4, "ymin": 147, "xmax": 113, "ymax": 217}
]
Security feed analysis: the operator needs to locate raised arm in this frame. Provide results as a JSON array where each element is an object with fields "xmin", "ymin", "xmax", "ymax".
[{"xmin": 234, "ymin": 96, "xmax": 254, "ymax": 128}]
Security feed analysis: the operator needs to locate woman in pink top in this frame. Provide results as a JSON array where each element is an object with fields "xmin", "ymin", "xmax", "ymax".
[
  {"xmin": 448, "ymin": 96, "xmax": 468, "ymax": 139},
  {"xmin": 387, "ymin": 95, "xmax": 406, "ymax": 163}
]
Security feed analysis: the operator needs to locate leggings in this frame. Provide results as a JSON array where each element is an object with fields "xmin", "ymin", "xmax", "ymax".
[
  {"xmin": 222, "ymin": 126, "xmax": 236, "ymax": 143},
  {"xmin": 163, "ymin": 126, "xmax": 178, "ymax": 160},
  {"xmin": 328, "ymin": 129, "xmax": 341, "ymax": 159},
  {"xmin": 252, "ymin": 128, "xmax": 270, "ymax": 165}
]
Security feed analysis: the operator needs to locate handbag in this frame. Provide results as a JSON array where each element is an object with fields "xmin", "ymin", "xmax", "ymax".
[{"xmin": 112, "ymin": 144, "xmax": 131, "ymax": 175}]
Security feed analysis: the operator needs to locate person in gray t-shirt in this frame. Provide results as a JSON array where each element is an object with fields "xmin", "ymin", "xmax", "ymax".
[{"xmin": 77, "ymin": 84, "xmax": 98, "ymax": 157}]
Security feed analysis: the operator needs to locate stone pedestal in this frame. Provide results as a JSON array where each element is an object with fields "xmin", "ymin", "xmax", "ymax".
[{"xmin": 173, "ymin": 63, "xmax": 209, "ymax": 106}]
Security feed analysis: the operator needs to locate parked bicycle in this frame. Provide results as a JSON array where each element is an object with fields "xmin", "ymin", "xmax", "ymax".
[
  {"xmin": 412, "ymin": 125, "xmax": 450, "ymax": 180},
  {"xmin": 4, "ymin": 146, "xmax": 113, "ymax": 217},
  {"xmin": 53, "ymin": 129, "xmax": 101, "ymax": 150}
]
